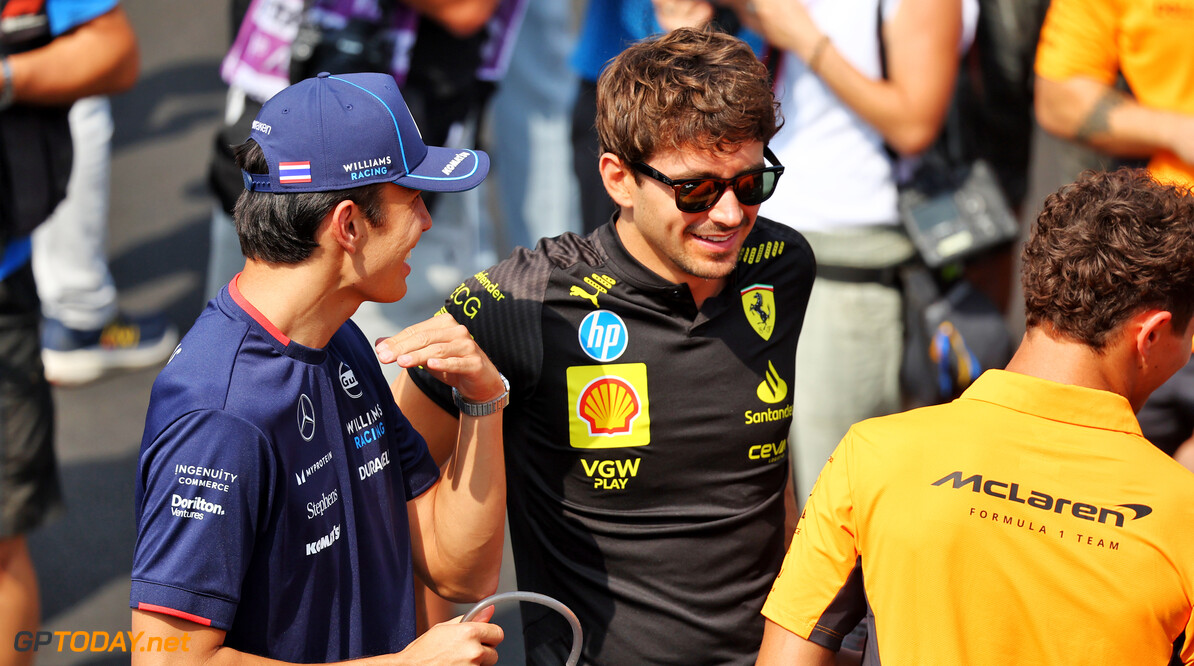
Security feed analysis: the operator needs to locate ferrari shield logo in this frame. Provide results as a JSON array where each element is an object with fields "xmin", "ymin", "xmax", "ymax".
[{"xmin": 741, "ymin": 284, "xmax": 775, "ymax": 341}]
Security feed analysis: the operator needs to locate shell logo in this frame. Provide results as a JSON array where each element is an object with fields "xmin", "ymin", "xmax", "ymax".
[{"xmin": 578, "ymin": 377, "xmax": 640, "ymax": 435}]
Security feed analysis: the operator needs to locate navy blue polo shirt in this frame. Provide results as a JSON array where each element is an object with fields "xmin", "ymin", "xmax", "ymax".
[{"xmin": 131, "ymin": 278, "xmax": 439, "ymax": 662}]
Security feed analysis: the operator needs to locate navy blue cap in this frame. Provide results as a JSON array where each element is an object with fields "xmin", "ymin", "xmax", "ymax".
[{"xmin": 243, "ymin": 72, "xmax": 489, "ymax": 194}]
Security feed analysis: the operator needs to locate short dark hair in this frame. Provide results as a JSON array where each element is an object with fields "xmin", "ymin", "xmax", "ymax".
[
  {"xmin": 233, "ymin": 140, "xmax": 386, "ymax": 264},
  {"xmin": 595, "ymin": 27, "xmax": 779, "ymax": 167},
  {"xmin": 1022, "ymin": 167, "xmax": 1194, "ymax": 349}
]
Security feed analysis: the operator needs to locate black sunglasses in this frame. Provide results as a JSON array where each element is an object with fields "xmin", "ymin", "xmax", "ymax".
[{"xmin": 631, "ymin": 147, "xmax": 785, "ymax": 213}]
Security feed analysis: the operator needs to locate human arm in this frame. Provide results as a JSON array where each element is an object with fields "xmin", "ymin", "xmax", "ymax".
[
  {"xmin": 784, "ymin": 471, "xmax": 799, "ymax": 549},
  {"xmin": 392, "ymin": 366, "xmax": 460, "ymax": 467},
  {"xmin": 1032, "ymin": 0, "xmax": 1194, "ymax": 164},
  {"xmin": 760, "ymin": 434, "xmax": 867, "ymax": 662},
  {"xmin": 2, "ymin": 6, "xmax": 138, "ymax": 106},
  {"xmin": 726, "ymin": 0, "xmax": 960, "ymax": 155},
  {"xmin": 651, "ymin": 0, "xmax": 716, "ymax": 31},
  {"xmin": 1034, "ymin": 77, "xmax": 1194, "ymax": 165},
  {"xmin": 401, "ymin": 0, "xmax": 502, "ymax": 37},
  {"xmin": 377, "ymin": 313, "xmax": 506, "ymax": 602},
  {"xmin": 130, "ymin": 608, "xmax": 502, "ymax": 666},
  {"xmin": 757, "ymin": 619, "xmax": 836, "ymax": 666}
]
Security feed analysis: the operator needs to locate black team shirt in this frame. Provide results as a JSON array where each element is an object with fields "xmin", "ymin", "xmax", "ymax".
[{"xmin": 409, "ymin": 218, "xmax": 815, "ymax": 665}]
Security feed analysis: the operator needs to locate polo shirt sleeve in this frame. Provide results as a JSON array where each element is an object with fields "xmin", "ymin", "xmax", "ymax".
[
  {"xmin": 761, "ymin": 432, "xmax": 866, "ymax": 650},
  {"xmin": 130, "ymin": 410, "xmax": 275, "ymax": 630},
  {"xmin": 1035, "ymin": 0, "xmax": 1121, "ymax": 86},
  {"xmin": 46, "ymin": 0, "xmax": 120, "ymax": 37}
]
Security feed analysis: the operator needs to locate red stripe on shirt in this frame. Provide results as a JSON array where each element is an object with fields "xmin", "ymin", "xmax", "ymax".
[
  {"xmin": 229, "ymin": 272, "xmax": 291, "ymax": 345},
  {"xmin": 137, "ymin": 602, "xmax": 213, "ymax": 627}
]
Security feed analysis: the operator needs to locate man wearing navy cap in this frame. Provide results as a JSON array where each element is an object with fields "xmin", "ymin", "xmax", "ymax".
[{"xmin": 129, "ymin": 72, "xmax": 507, "ymax": 665}]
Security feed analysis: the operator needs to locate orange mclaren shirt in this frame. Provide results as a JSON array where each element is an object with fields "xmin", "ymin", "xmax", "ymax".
[
  {"xmin": 763, "ymin": 370, "xmax": 1194, "ymax": 664},
  {"xmin": 1035, "ymin": 0, "xmax": 1194, "ymax": 187}
]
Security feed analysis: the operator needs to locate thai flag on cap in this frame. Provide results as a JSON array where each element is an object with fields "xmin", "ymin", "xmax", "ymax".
[{"xmin": 279, "ymin": 161, "xmax": 312, "ymax": 184}]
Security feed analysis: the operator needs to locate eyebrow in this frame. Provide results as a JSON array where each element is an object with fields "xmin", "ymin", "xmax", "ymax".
[{"xmin": 665, "ymin": 161, "xmax": 768, "ymax": 181}]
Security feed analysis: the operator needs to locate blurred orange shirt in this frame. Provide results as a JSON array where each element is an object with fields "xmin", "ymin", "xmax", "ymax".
[{"xmin": 1036, "ymin": 0, "xmax": 1194, "ymax": 187}]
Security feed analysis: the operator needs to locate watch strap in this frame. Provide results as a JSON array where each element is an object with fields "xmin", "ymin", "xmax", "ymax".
[{"xmin": 452, "ymin": 373, "xmax": 510, "ymax": 417}]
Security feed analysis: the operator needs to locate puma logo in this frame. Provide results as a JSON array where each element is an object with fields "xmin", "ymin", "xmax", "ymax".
[{"xmin": 569, "ymin": 285, "xmax": 599, "ymax": 308}]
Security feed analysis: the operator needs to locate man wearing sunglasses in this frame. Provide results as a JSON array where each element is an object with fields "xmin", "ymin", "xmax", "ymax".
[{"xmin": 385, "ymin": 27, "xmax": 816, "ymax": 665}]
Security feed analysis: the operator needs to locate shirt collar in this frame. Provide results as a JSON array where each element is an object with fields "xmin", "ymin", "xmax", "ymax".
[{"xmin": 961, "ymin": 369, "xmax": 1142, "ymax": 436}]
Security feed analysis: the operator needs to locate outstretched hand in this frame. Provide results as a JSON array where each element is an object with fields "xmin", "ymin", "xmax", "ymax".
[{"xmin": 375, "ymin": 313, "xmax": 505, "ymax": 405}]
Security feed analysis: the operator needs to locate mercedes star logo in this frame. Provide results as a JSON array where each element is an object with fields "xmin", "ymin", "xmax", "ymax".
[{"xmin": 298, "ymin": 394, "xmax": 317, "ymax": 441}]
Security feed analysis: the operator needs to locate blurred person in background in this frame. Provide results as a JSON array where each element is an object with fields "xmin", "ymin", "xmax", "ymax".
[
  {"xmin": 0, "ymin": 0, "xmax": 137, "ymax": 663},
  {"xmin": 32, "ymin": 94, "xmax": 178, "ymax": 387},
  {"xmin": 723, "ymin": 0, "xmax": 976, "ymax": 505},
  {"xmin": 569, "ymin": 0, "xmax": 765, "ymax": 235}
]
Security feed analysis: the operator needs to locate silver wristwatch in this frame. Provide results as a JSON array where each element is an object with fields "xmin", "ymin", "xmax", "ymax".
[{"xmin": 452, "ymin": 374, "xmax": 510, "ymax": 417}]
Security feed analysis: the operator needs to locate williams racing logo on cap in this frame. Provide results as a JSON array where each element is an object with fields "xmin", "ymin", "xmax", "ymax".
[
  {"xmin": 342, "ymin": 155, "xmax": 392, "ymax": 182},
  {"xmin": 741, "ymin": 284, "xmax": 775, "ymax": 340},
  {"xmin": 567, "ymin": 363, "xmax": 650, "ymax": 449}
]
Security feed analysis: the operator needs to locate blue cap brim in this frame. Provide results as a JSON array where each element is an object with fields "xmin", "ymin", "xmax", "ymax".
[{"xmin": 393, "ymin": 145, "xmax": 489, "ymax": 193}]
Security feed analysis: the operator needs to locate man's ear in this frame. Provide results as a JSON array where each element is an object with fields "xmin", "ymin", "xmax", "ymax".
[
  {"xmin": 327, "ymin": 199, "xmax": 364, "ymax": 253},
  {"xmin": 599, "ymin": 152, "xmax": 636, "ymax": 208},
  {"xmin": 1133, "ymin": 309, "xmax": 1173, "ymax": 362}
]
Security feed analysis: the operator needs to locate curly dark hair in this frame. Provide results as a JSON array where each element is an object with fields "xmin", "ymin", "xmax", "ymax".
[
  {"xmin": 233, "ymin": 139, "xmax": 386, "ymax": 264},
  {"xmin": 1022, "ymin": 167, "xmax": 1194, "ymax": 349},
  {"xmin": 595, "ymin": 27, "xmax": 780, "ymax": 167}
]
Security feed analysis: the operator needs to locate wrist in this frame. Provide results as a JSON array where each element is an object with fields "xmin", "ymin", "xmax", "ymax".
[
  {"xmin": 452, "ymin": 374, "xmax": 510, "ymax": 417},
  {"xmin": 806, "ymin": 34, "xmax": 830, "ymax": 74}
]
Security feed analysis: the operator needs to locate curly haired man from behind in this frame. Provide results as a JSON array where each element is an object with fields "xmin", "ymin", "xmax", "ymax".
[{"xmin": 759, "ymin": 168, "xmax": 1194, "ymax": 664}]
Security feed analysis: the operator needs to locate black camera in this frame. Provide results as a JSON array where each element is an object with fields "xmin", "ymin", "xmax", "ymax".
[{"xmin": 288, "ymin": 15, "xmax": 395, "ymax": 83}]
